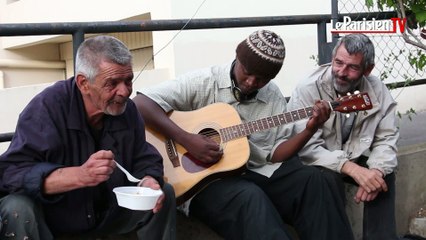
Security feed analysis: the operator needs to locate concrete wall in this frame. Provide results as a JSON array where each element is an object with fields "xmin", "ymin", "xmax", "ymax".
[
  {"xmin": 345, "ymin": 143, "xmax": 426, "ymax": 239},
  {"xmin": 395, "ymin": 143, "xmax": 426, "ymax": 236}
]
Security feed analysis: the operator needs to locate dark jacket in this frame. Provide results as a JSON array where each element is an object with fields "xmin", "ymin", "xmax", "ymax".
[{"xmin": 0, "ymin": 77, "xmax": 164, "ymax": 235}]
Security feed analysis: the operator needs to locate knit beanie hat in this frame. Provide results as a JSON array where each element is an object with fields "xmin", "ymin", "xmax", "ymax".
[{"xmin": 236, "ymin": 30, "xmax": 285, "ymax": 79}]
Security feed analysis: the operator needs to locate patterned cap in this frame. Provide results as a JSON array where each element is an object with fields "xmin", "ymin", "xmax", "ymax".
[{"xmin": 236, "ymin": 30, "xmax": 286, "ymax": 79}]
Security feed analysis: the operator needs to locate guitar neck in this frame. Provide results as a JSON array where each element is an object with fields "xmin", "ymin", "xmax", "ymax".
[{"xmin": 219, "ymin": 106, "xmax": 315, "ymax": 143}]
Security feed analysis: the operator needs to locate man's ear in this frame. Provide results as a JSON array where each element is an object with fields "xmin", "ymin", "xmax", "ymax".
[
  {"xmin": 76, "ymin": 74, "xmax": 89, "ymax": 94},
  {"xmin": 363, "ymin": 64, "xmax": 375, "ymax": 77}
]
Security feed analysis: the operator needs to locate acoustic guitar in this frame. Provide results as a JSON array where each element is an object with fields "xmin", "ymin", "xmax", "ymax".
[{"xmin": 145, "ymin": 92, "xmax": 372, "ymax": 204}]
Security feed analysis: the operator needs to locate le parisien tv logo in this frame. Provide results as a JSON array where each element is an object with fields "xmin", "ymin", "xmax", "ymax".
[{"xmin": 331, "ymin": 16, "xmax": 407, "ymax": 34}]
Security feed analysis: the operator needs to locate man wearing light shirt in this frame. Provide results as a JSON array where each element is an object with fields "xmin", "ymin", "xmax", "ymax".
[{"xmin": 287, "ymin": 33, "xmax": 399, "ymax": 240}]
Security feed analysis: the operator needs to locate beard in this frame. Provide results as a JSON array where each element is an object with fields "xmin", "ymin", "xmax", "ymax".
[
  {"xmin": 105, "ymin": 98, "xmax": 128, "ymax": 116},
  {"xmin": 332, "ymin": 73, "xmax": 362, "ymax": 95}
]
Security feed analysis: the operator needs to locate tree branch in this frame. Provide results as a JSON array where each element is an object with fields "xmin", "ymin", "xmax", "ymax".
[{"xmin": 396, "ymin": 0, "xmax": 426, "ymax": 50}]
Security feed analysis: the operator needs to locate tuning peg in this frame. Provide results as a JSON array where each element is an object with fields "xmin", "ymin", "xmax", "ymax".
[{"xmin": 354, "ymin": 90, "xmax": 360, "ymax": 94}]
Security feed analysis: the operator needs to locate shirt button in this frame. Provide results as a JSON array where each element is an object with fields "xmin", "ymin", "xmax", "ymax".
[{"xmin": 87, "ymin": 214, "xmax": 92, "ymax": 218}]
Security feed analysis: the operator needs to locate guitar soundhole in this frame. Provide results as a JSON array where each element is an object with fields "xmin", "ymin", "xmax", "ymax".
[
  {"xmin": 199, "ymin": 128, "xmax": 221, "ymax": 145},
  {"xmin": 181, "ymin": 128, "xmax": 221, "ymax": 173}
]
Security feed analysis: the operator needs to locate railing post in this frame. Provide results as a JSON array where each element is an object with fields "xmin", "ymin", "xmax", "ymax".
[
  {"xmin": 317, "ymin": 0, "xmax": 339, "ymax": 65},
  {"xmin": 317, "ymin": 21, "xmax": 333, "ymax": 65},
  {"xmin": 72, "ymin": 30, "xmax": 85, "ymax": 74},
  {"xmin": 331, "ymin": 0, "xmax": 339, "ymax": 45}
]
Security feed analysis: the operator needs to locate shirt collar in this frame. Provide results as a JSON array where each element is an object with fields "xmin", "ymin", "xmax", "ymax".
[{"xmin": 217, "ymin": 61, "xmax": 269, "ymax": 103}]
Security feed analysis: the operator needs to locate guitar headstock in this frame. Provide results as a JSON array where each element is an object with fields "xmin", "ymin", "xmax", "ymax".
[{"xmin": 331, "ymin": 92, "xmax": 373, "ymax": 113}]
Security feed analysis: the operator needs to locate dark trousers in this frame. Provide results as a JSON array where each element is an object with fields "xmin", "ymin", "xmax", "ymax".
[
  {"xmin": 318, "ymin": 164, "xmax": 397, "ymax": 240},
  {"xmin": 0, "ymin": 183, "xmax": 176, "ymax": 240},
  {"xmin": 244, "ymin": 156, "xmax": 354, "ymax": 240},
  {"xmin": 189, "ymin": 177, "xmax": 291, "ymax": 240}
]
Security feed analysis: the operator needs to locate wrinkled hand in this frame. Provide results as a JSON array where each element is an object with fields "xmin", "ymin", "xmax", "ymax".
[
  {"xmin": 306, "ymin": 100, "xmax": 331, "ymax": 132},
  {"xmin": 181, "ymin": 133, "xmax": 223, "ymax": 164},
  {"xmin": 138, "ymin": 176, "xmax": 163, "ymax": 213},
  {"xmin": 79, "ymin": 150, "xmax": 115, "ymax": 187},
  {"xmin": 354, "ymin": 186, "xmax": 380, "ymax": 203},
  {"xmin": 348, "ymin": 164, "xmax": 387, "ymax": 193}
]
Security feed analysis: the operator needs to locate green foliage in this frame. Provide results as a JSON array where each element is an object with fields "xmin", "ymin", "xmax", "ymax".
[
  {"xmin": 411, "ymin": 3, "xmax": 426, "ymax": 26},
  {"xmin": 397, "ymin": 108, "xmax": 417, "ymax": 121},
  {"xmin": 365, "ymin": 0, "xmax": 374, "ymax": 7},
  {"xmin": 309, "ymin": 55, "xmax": 319, "ymax": 66},
  {"xmin": 381, "ymin": 49, "xmax": 421, "ymax": 120},
  {"xmin": 380, "ymin": 50, "xmax": 404, "ymax": 84},
  {"xmin": 408, "ymin": 49, "xmax": 426, "ymax": 73},
  {"xmin": 368, "ymin": 1, "xmax": 426, "ymax": 120},
  {"xmin": 366, "ymin": 0, "xmax": 426, "ymax": 28}
]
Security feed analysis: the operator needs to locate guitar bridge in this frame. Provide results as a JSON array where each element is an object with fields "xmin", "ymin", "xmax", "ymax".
[{"xmin": 166, "ymin": 139, "xmax": 180, "ymax": 167}]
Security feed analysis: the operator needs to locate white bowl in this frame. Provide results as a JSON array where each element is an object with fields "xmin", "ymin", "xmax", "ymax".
[{"xmin": 113, "ymin": 186, "xmax": 163, "ymax": 211}]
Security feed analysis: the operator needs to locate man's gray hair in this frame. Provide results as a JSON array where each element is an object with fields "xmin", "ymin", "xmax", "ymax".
[
  {"xmin": 332, "ymin": 33, "xmax": 375, "ymax": 70},
  {"xmin": 75, "ymin": 35, "xmax": 132, "ymax": 82}
]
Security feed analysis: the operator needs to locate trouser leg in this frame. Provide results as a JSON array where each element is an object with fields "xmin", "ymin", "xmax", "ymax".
[
  {"xmin": 0, "ymin": 194, "xmax": 53, "ymax": 240},
  {"xmin": 339, "ymin": 156, "xmax": 398, "ymax": 240},
  {"xmin": 314, "ymin": 166, "xmax": 355, "ymax": 240},
  {"xmin": 363, "ymin": 173, "xmax": 397, "ymax": 240},
  {"xmin": 95, "ymin": 183, "xmax": 176, "ymax": 240},
  {"xmin": 245, "ymin": 156, "xmax": 354, "ymax": 240},
  {"xmin": 135, "ymin": 183, "xmax": 176, "ymax": 240},
  {"xmin": 189, "ymin": 177, "xmax": 291, "ymax": 240}
]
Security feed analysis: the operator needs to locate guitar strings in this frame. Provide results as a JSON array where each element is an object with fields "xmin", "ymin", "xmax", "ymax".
[
  {"xmin": 198, "ymin": 106, "xmax": 318, "ymax": 140},
  {"xmin": 198, "ymin": 130, "xmax": 222, "ymax": 142}
]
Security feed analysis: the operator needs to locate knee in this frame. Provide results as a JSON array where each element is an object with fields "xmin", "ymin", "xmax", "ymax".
[
  {"xmin": 0, "ymin": 194, "xmax": 38, "ymax": 221},
  {"xmin": 0, "ymin": 194, "xmax": 51, "ymax": 239},
  {"xmin": 295, "ymin": 165, "xmax": 324, "ymax": 183},
  {"xmin": 234, "ymin": 182, "xmax": 266, "ymax": 203}
]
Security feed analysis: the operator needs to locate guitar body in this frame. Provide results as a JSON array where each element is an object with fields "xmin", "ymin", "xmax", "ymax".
[
  {"xmin": 145, "ymin": 103, "xmax": 250, "ymax": 204},
  {"xmin": 145, "ymin": 92, "xmax": 372, "ymax": 204}
]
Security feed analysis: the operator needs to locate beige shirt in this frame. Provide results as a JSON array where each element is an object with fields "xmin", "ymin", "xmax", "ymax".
[
  {"xmin": 287, "ymin": 64, "xmax": 399, "ymax": 176},
  {"xmin": 140, "ymin": 62, "xmax": 294, "ymax": 171}
]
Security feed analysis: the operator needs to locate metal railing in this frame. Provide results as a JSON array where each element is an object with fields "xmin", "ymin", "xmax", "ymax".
[
  {"xmin": 0, "ymin": 12, "xmax": 397, "ymax": 64},
  {"xmin": 1, "ymin": 11, "xmax": 425, "ymax": 143}
]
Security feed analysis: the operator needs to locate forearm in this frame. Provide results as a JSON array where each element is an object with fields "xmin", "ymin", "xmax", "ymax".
[
  {"xmin": 133, "ymin": 93, "xmax": 189, "ymax": 145},
  {"xmin": 341, "ymin": 160, "xmax": 359, "ymax": 176},
  {"xmin": 341, "ymin": 160, "xmax": 387, "ymax": 193},
  {"xmin": 271, "ymin": 128, "xmax": 315, "ymax": 163},
  {"xmin": 368, "ymin": 140, "xmax": 398, "ymax": 175},
  {"xmin": 43, "ymin": 167, "xmax": 84, "ymax": 194},
  {"xmin": 133, "ymin": 94, "xmax": 169, "ymax": 130}
]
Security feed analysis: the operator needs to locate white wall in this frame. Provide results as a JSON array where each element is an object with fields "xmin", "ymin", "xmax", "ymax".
[
  {"xmin": 0, "ymin": 0, "xmax": 161, "ymax": 48},
  {"xmin": 0, "ymin": 83, "xmax": 52, "ymax": 152},
  {"xmin": 165, "ymin": 0, "xmax": 331, "ymax": 95}
]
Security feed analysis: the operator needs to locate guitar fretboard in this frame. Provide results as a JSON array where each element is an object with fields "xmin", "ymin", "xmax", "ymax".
[{"xmin": 219, "ymin": 106, "xmax": 314, "ymax": 142}]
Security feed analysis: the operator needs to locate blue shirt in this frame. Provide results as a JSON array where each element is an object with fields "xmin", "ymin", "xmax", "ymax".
[{"xmin": 0, "ymin": 77, "xmax": 164, "ymax": 234}]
